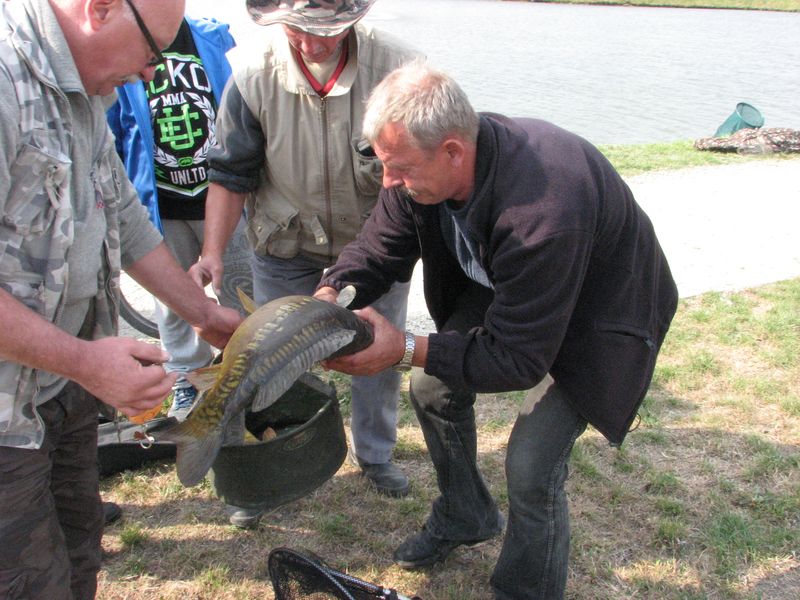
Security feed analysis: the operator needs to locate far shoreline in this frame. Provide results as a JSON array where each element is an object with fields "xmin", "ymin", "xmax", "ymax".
[{"xmin": 503, "ymin": 0, "xmax": 800, "ymax": 13}]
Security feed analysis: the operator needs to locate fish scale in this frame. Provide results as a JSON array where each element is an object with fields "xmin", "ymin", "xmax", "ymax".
[{"xmin": 151, "ymin": 292, "xmax": 373, "ymax": 487}]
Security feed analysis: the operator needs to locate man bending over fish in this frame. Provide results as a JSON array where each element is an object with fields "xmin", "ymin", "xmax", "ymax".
[{"xmin": 315, "ymin": 62, "xmax": 678, "ymax": 599}]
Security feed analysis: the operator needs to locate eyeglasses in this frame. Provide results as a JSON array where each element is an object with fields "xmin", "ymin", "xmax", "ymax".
[{"xmin": 123, "ymin": 0, "xmax": 165, "ymax": 67}]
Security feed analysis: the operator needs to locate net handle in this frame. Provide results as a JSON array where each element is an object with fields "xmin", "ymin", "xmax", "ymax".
[{"xmin": 268, "ymin": 547, "xmax": 417, "ymax": 600}]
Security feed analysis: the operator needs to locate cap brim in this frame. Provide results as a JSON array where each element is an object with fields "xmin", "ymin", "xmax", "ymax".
[{"xmin": 247, "ymin": 0, "xmax": 376, "ymax": 37}]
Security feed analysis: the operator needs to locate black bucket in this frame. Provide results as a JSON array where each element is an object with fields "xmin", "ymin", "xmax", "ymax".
[
  {"xmin": 97, "ymin": 417, "xmax": 177, "ymax": 478},
  {"xmin": 208, "ymin": 372, "xmax": 346, "ymax": 511}
]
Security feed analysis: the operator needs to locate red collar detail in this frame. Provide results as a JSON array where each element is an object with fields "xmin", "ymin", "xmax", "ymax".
[{"xmin": 293, "ymin": 38, "xmax": 349, "ymax": 98}]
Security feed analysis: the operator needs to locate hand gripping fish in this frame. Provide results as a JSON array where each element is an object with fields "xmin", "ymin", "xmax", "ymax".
[{"xmin": 150, "ymin": 287, "xmax": 372, "ymax": 487}]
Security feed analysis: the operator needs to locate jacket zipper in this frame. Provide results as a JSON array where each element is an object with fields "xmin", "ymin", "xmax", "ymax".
[{"xmin": 321, "ymin": 96, "xmax": 334, "ymax": 261}]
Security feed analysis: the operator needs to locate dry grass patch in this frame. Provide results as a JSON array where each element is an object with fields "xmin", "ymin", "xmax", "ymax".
[{"xmin": 99, "ymin": 278, "xmax": 800, "ymax": 599}]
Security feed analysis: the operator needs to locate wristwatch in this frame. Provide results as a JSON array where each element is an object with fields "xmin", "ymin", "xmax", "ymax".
[{"xmin": 393, "ymin": 331, "xmax": 415, "ymax": 372}]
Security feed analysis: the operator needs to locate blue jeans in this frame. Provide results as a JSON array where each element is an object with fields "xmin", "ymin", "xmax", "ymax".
[
  {"xmin": 251, "ymin": 253, "xmax": 410, "ymax": 464},
  {"xmin": 408, "ymin": 284, "xmax": 587, "ymax": 599}
]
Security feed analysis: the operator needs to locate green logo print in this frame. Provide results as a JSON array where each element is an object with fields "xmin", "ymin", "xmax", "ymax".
[{"xmin": 157, "ymin": 104, "xmax": 203, "ymax": 152}]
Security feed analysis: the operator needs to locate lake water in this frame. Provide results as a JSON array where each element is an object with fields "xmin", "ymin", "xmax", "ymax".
[{"xmin": 185, "ymin": 0, "xmax": 800, "ymax": 144}]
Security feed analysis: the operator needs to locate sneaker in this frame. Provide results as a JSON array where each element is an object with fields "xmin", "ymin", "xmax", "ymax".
[
  {"xmin": 227, "ymin": 505, "xmax": 263, "ymax": 529},
  {"xmin": 393, "ymin": 525, "xmax": 501, "ymax": 569},
  {"xmin": 102, "ymin": 501, "xmax": 122, "ymax": 526},
  {"xmin": 348, "ymin": 450, "xmax": 410, "ymax": 497},
  {"xmin": 168, "ymin": 381, "xmax": 198, "ymax": 421}
]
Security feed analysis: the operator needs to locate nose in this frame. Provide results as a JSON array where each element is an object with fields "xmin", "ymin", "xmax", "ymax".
[
  {"xmin": 140, "ymin": 63, "xmax": 162, "ymax": 83},
  {"xmin": 382, "ymin": 168, "xmax": 403, "ymax": 189},
  {"xmin": 295, "ymin": 33, "xmax": 323, "ymax": 56}
]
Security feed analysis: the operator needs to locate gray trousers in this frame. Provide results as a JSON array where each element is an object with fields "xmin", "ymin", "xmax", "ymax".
[
  {"xmin": 408, "ymin": 282, "xmax": 587, "ymax": 599},
  {"xmin": 154, "ymin": 219, "xmax": 215, "ymax": 374},
  {"xmin": 0, "ymin": 382, "xmax": 104, "ymax": 599},
  {"xmin": 251, "ymin": 252, "xmax": 409, "ymax": 464}
]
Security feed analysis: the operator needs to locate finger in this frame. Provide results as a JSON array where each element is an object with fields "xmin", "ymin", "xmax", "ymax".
[
  {"xmin": 210, "ymin": 266, "xmax": 224, "ymax": 297},
  {"xmin": 123, "ymin": 365, "xmax": 176, "ymax": 399},
  {"xmin": 313, "ymin": 286, "xmax": 339, "ymax": 304},
  {"xmin": 115, "ymin": 394, "xmax": 163, "ymax": 417},
  {"xmin": 129, "ymin": 341, "xmax": 171, "ymax": 365},
  {"xmin": 188, "ymin": 264, "xmax": 207, "ymax": 289},
  {"xmin": 351, "ymin": 307, "xmax": 384, "ymax": 328},
  {"xmin": 129, "ymin": 374, "xmax": 175, "ymax": 407}
]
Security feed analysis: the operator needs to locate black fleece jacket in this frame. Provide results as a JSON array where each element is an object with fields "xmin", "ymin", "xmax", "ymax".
[{"xmin": 320, "ymin": 114, "xmax": 678, "ymax": 445}]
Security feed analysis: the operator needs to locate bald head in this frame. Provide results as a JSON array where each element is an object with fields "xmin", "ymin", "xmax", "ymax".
[{"xmin": 49, "ymin": 0, "xmax": 185, "ymax": 95}]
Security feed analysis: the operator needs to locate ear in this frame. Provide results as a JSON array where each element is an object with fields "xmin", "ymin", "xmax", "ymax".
[
  {"xmin": 85, "ymin": 0, "xmax": 121, "ymax": 31},
  {"xmin": 442, "ymin": 137, "xmax": 467, "ymax": 168}
]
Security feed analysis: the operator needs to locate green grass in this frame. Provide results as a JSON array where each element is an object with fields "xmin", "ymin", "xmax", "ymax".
[
  {"xmin": 599, "ymin": 139, "xmax": 800, "ymax": 177},
  {"xmin": 541, "ymin": 0, "xmax": 800, "ymax": 12},
  {"xmin": 118, "ymin": 523, "xmax": 148, "ymax": 549}
]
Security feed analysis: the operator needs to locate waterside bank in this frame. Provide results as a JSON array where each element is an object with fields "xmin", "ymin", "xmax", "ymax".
[{"xmin": 509, "ymin": 0, "xmax": 799, "ymax": 13}]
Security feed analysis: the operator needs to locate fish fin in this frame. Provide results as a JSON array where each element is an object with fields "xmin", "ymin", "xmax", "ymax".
[
  {"xmin": 221, "ymin": 411, "xmax": 246, "ymax": 446},
  {"xmin": 153, "ymin": 419, "xmax": 223, "ymax": 487},
  {"xmin": 336, "ymin": 285, "xmax": 357, "ymax": 308},
  {"xmin": 237, "ymin": 287, "xmax": 258, "ymax": 314},
  {"xmin": 185, "ymin": 365, "xmax": 221, "ymax": 391},
  {"xmin": 250, "ymin": 329, "xmax": 356, "ymax": 412},
  {"xmin": 251, "ymin": 385, "xmax": 276, "ymax": 413}
]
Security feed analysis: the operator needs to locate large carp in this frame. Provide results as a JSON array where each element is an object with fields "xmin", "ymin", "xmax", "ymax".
[{"xmin": 151, "ymin": 288, "xmax": 372, "ymax": 487}]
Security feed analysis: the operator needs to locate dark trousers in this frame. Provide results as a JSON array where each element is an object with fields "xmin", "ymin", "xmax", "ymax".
[
  {"xmin": 0, "ymin": 382, "xmax": 104, "ymax": 599},
  {"xmin": 409, "ymin": 284, "xmax": 587, "ymax": 599}
]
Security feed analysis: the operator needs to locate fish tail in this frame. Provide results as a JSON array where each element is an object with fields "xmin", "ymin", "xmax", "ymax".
[{"xmin": 154, "ymin": 420, "xmax": 223, "ymax": 487}]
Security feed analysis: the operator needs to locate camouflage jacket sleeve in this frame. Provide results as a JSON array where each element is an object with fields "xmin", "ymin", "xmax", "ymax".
[
  {"xmin": 0, "ymin": 59, "xmax": 19, "ymax": 230},
  {"xmin": 0, "ymin": 62, "xmax": 44, "ymax": 448}
]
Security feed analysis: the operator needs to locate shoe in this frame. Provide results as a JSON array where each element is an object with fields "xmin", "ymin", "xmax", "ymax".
[
  {"xmin": 393, "ymin": 526, "xmax": 500, "ymax": 569},
  {"xmin": 227, "ymin": 505, "xmax": 263, "ymax": 529},
  {"xmin": 167, "ymin": 381, "xmax": 198, "ymax": 421},
  {"xmin": 348, "ymin": 450, "xmax": 410, "ymax": 497},
  {"xmin": 102, "ymin": 501, "xmax": 122, "ymax": 525}
]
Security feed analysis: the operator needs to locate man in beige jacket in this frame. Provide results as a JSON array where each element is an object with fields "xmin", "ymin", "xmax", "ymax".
[{"xmin": 190, "ymin": 0, "xmax": 421, "ymax": 528}]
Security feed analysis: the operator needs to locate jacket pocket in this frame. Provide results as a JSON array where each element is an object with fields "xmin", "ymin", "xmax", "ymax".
[
  {"xmin": 0, "ymin": 144, "xmax": 71, "ymax": 317},
  {"xmin": 351, "ymin": 139, "xmax": 383, "ymax": 198},
  {"xmin": 2, "ymin": 143, "xmax": 70, "ymax": 236},
  {"xmin": 595, "ymin": 321, "xmax": 656, "ymax": 350},
  {"xmin": 247, "ymin": 197, "xmax": 300, "ymax": 259}
]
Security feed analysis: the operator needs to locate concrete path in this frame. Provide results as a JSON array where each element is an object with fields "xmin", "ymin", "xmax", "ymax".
[
  {"xmin": 405, "ymin": 158, "xmax": 800, "ymax": 331},
  {"xmin": 121, "ymin": 159, "xmax": 800, "ymax": 337}
]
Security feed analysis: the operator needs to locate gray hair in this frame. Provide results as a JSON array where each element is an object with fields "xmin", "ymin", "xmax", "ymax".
[{"xmin": 362, "ymin": 60, "xmax": 479, "ymax": 151}]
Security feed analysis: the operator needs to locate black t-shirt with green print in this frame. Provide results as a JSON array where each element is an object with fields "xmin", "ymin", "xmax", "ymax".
[{"xmin": 148, "ymin": 20, "xmax": 216, "ymax": 221}]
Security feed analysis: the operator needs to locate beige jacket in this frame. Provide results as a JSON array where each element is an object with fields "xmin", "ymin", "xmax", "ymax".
[{"xmin": 210, "ymin": 24, "xmax": 420, "ymax": 263}]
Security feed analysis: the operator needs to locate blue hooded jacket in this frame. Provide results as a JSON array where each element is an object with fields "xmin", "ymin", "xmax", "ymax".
[{"xmin": 107, "ymin": 16, "xmax": 235, "ymax": 233}]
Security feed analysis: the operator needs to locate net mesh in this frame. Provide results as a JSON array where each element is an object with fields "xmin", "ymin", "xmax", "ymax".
[{"xmin": 268, "ymin": 547, "xmax": 411, "ymax": 600}]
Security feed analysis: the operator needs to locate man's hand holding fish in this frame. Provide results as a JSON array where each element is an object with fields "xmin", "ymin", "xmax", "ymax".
[{"xmin": 314, "ymin": 287, "xmax": 424, "ymax": 377}]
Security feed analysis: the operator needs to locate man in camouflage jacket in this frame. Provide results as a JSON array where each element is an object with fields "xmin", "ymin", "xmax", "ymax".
[{"xmin": 0, "ymin": 1, "xmax": 241, "ymax": 597}]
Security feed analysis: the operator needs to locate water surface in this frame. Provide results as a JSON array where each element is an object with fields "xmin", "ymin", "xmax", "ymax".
[{"xmin": 186, "ymin": 0, "xmax": 800, "ymax": 143}]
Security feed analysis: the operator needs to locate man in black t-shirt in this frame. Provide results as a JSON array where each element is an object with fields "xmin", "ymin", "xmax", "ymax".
[{"xmin": 108, "ymin": 17, "xmax": 236, "ymax": 420}]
